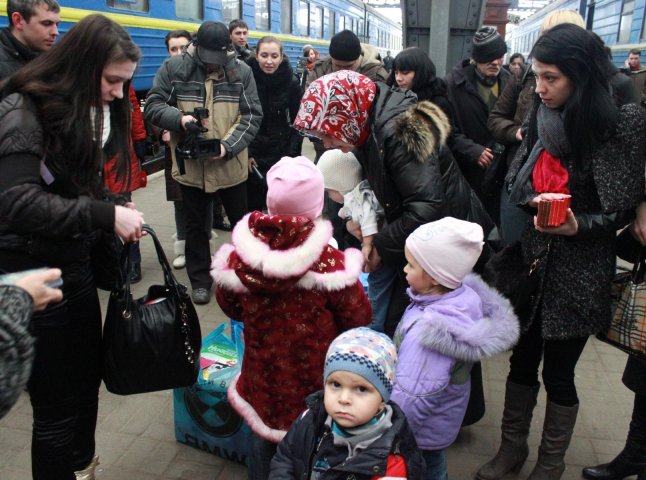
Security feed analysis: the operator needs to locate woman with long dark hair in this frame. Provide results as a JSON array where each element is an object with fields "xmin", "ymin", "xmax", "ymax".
[
  {"xmin": 386, "ymin": 47, "xmax": 453, "ymax": 119},
  {"xmin": 0, "ymin": 14, "xmax": 144, "ymax": 479},
  {"xmin": 476, "ymin": 24, "xmax": 646, "ymax": 480},
  {"xmin": 246, "ymin": 36, "xmax": 302, "ymax": 212}
]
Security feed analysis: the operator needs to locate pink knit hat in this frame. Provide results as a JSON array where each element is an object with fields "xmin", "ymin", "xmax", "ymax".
[
  {"xmin": 406, "ymin": 217, "xmax": 484, "ymax": 289},
  {"xmin": 266, "ymin": 156, "xmax": 325, "ymax": 221}
]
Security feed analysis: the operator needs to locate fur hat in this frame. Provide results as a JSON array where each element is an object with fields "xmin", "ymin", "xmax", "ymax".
[
  {"xmin": 406, "ymin": 217, "xmax": 484, "ymax": 289},
  {"xmin": 324, "ymin": 327, "xmax": 397, "ymax": 402},
  {"xmin": 317, "ymin": 150, "xmax": 363, "ymax": 195},
  {"xmin": 329, "ymin": 30, "xmax": 362, "ymax": 62},
  {"xmin": 266, "ymin": 156, "xmax": 324, "ymax": 221},
  {"xmin": 472, "ymin": 26, "xmax": 507, "ymax": 63}
]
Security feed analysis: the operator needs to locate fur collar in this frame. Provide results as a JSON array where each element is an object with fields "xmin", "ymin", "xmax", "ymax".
[
  {"xmin": 393, "ymin": 100, "xmax": 451, "ymax": 163},
  {"xmin": 412, "ymin": 274, "xmax": 519, "ymax": 362},
  {"xmin": 211, "ymin": 213, "xmax": 365, "ymax": 293}
]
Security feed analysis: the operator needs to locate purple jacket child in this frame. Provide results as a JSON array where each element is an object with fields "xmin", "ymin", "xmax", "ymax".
[{"xmin": 391, "ymin": 273, "xmax": 519, "ymax": 450}]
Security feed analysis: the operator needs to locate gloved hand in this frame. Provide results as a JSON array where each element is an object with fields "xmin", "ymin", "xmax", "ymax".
[{"xmin": 133, "ymin": 140, "xmax": 147, "ymax": 163}]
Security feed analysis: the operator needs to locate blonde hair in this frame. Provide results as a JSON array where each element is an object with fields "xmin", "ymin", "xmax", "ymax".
[{"xmin": 540, "ymin": 9, "xmax": 585, "ymax": 35}]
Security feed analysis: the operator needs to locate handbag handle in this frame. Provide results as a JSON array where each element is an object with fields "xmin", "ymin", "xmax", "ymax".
[
  {"xmin": 632, "ymin": 248, "xmax": 646, "ymax": 284},
  {"xmin": 118, "ymin": 225, "xmax": 183, "ymax": 309}
]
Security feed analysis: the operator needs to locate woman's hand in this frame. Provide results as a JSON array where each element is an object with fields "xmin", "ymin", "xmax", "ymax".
[
  {"xmin": 365, "ymin": 245, "xmax": 382, "ymax": 272},
  {"xmin": 15, "ymin": 268, "xmax": 63, "ymax": 312},
  {"xmin": 515, "ymin": 128, "xmax": 523, "ymax": 142},
  {"xmin": 114, "ymin": 205, "xmax": 144, "ymax": 242},
  {"xmin": 534, "ymin": 208, "xmax": 578, "ymax": 236},
  {"xmin": 248, "ymin": 157, "xmax": 258, "ymax": 172},
  {"xmin": 630, "ymin": 201, "xmax": 646, "ymax": 246},
  {"xmin": 346, "ymin": 220, "xmax": 363, "ymax": 242},
  {"xmin": 529, "ymin": 192, "xmax": 567, "ymax": 209},
  {"xmin": 477, "ymin": 147, "xmax": 494, "ymax": 169}
]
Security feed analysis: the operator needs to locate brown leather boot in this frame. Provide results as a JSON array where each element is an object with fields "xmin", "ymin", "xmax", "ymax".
[
  {"xmin": 527, "ymin": 401, "xmax": 579, "ymax": 480},
  {"xmin": 475, "ymin": 381, "xmax": 540, "ymax": 480}
]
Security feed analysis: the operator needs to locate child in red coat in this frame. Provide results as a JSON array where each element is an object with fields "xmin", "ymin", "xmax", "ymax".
[{"xmin": 211, "ymin": 156, "xmax": 372, "ymax": 479}]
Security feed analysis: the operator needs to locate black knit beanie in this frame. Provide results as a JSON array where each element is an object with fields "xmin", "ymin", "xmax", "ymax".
[
  {"xmin": 471, "ymin": 26, "xmax": 507, "ymax": 63},
  {"xmin": 329, "ymin": 30, "xmax": 362, "ymax": 62}
]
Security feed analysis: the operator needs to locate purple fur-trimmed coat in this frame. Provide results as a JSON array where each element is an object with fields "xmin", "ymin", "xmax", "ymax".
[{"xmin": 391, "ymin": 274, "xmax": 519, "ymax": 450}]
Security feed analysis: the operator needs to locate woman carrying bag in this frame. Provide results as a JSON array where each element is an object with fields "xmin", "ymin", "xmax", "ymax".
[
  {"xmin": 0, "ymin": 15, "xmax": 144, "ymax": 479},
  {"xmin": 476, "ymin": 24, "xmax": 646, "ymax": 480}
]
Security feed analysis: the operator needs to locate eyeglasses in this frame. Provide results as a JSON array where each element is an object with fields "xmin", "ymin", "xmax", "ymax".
[{"xmin": 294, "ymin": 128, "xmax": 323, "ymax": 144}]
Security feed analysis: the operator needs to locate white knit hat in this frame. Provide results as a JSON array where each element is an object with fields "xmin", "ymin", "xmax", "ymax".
[
  {"xmin": 405, "ymin": 217, "xmax": 484, "ymax": 289},
  {"xmin": 316, "ymin": 149, "xmax": 363, "ymax": 195}
]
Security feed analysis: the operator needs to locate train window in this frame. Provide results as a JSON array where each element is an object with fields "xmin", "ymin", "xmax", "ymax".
[
  {"xmin": 358, "ymin": 19, "xmax": 364, "ymax": 40},
  {"xmin": 107, "ymin": 0, "xmax": 149, "ymax": 13},
  {"xmin": 280, "ymin": 0, "xmax": 292, "ymax": 33},
  {"xmin": 176, "ymin": 0, "xmax": 202, "ymax": 20},
  {"xmin": 312, "ymin": 6, "xmax": 323, "ymax": 38},
  {"xmin": 330, "ymin": 10, "xmax": 336, "ymax": 36},
  {"xmin": 222, "ymin": 0, "xmax": 241, "ymax": 23},
  {"xmin": 255, "ymin": 0, "xmax": 269, "ymax": 30},
  {"xmin": 339, "ymin": 15, "xmax": 345, "ymax": 31},
  {"xmin": 298, "ymin": 1, "xmax": 309, "ymax": 37},
  {"xmin": 618, "ymin": 1, "xmax": 634, "ymax": 43}
]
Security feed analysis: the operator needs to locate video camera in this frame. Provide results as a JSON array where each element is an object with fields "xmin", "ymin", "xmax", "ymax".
[{"xmin": 175, "ymin": 107, "xmax": 221, "ymax": 175}]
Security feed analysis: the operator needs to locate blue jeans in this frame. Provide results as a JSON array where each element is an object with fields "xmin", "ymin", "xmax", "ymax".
[
  {"xmin": 422, "ymin": 449, "xmax": 448, "ymax": 480},
  {"xmin": 367, "ymin": 263, "xmax": 397, "ymax": 333},
  {"xmin": 247, "ymin": 433, "xmax": 277, "ymax": 480}
]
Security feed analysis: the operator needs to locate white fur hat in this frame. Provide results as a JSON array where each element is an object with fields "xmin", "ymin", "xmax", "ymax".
[
  {"xmin": 316, "ymin": 149, "xmax": 363, "ymax": 195},
  {"xmin": 406, "ymin": 217, "xmax": 484, "ymax": 289}
]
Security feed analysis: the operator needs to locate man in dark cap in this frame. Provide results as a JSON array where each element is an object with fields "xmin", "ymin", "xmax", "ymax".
[
  {"xmin": 307, "ymin": 29, "xmax": 388, "ymax": 87},
  {"xmin": 445, "ymin": 25, "xmax": 510, "ymax": 225},
  {"xmin": 145, "ymin": 21, "xmax": 262, "ymax": 304}
]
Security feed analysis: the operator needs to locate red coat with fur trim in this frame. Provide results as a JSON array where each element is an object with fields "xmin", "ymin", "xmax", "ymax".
[{"xmin": 211, "ymin": 212, "xmax": 371, "ymax": 443}]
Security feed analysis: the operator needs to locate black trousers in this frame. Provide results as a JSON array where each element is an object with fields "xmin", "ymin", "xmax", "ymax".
[
  {"xmin": 508, "ymin": 317, "xmax": 588, "ymax": 406},
  {"xmin": 28, "ymin": 282, "xmax": 102, "ymax": 480},
  {"xmin": 181, "ymin": 182, "xmax": 248, "ymax": 289}
]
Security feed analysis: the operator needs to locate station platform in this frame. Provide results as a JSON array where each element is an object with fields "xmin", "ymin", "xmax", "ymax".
[{"xmin": 0, "ymin": 142, "xmax": 636, "ymax": 479}]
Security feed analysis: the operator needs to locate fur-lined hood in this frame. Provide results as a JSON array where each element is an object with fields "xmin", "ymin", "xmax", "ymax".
[
  {"xmin": 393, "ymin": 100, "xmax": 452, "ymax": 164},
  {"xmin": 211, "ymin": 212, "xmax": 364, "ymax": 295},
  {"xmin": 399, "ymin": 273, "xmax": 519, "ymax": 362}
]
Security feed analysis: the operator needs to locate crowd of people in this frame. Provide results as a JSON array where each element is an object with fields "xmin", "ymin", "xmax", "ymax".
[{"xmin": 0, "ymin": 1, "xmax": 645, "ymax": 479}]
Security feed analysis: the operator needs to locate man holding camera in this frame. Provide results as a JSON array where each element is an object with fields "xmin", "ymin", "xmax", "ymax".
[{"xmin": 145, "ymin": 21, "xmax": 262, "ymax": 304}]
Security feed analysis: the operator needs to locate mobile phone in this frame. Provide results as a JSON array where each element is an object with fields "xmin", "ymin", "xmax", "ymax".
[{"xmin": 0, "ymin": 268, "xmax": 63, "ymax": 289}]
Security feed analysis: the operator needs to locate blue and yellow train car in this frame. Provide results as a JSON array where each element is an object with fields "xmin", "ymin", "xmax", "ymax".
[{"xmin": 0, "ymin": 0, "xmax": 402, "ymax": 95}]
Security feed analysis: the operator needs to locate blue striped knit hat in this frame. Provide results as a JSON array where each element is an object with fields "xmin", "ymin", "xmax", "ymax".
[{"xmin": 323, "ymin": 327, "xmax": 397, "ymax": 402}]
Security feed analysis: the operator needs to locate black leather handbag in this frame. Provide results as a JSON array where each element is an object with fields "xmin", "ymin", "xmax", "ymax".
[
  {"xmin": 103, "ymin": 224, "xmax": 201, "ymax": 395},
  {"xmin": 481, "ymin": 240, "xmax": 551, "ymax": 332}
]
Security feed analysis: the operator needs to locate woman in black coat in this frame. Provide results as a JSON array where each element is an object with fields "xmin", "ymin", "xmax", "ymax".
[
  {"xmin": 246, "ymin": 36, "xmax": 303, "ymax": 212},
  {"xmin": 0, "ymin": 15, "xmax": 144, "ymax": 478},
  {"xmin": 476, "ymin": 24, "xmax": 646, "ymax": 480},
  {"xmin": 293, "ymin": 71, "xmax": 495, "ymax": 337}
]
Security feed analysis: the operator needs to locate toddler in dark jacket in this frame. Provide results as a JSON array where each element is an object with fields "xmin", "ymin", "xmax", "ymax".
[{"xmin": 269, "ymin": 327, "xmax": 424, "ymax": 479}]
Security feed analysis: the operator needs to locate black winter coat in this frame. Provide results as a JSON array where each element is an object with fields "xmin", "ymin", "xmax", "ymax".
[
  {"xmin": 0, "ymin": 94, "xmax": 117, "ymax": 289},
  {"xmin": 354, "ymin": 84, "xmax": 495, "ymax": 269},
  {"xmin": 269, "ymin": 392, "xmax": 425, "ymax": 479},
  {"xmin": 0, "ymin": 27, "xmax": 37, "ymax": 80},
  {"xmin": 445, "ymin": 60, "xmax": 510, "ymax": 196},
  {"xmin": 247, "ymin": 56, "xmax": 303, "ymax": 169},
  {"xmin": 508, "ymin": 103, "xmax": 646, "ymax": 339}
]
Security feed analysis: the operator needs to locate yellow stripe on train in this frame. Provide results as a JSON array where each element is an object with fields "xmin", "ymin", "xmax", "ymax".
[{"xmin": 0, "ymin": 1, "xmax": 329, "ymax": 46}]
